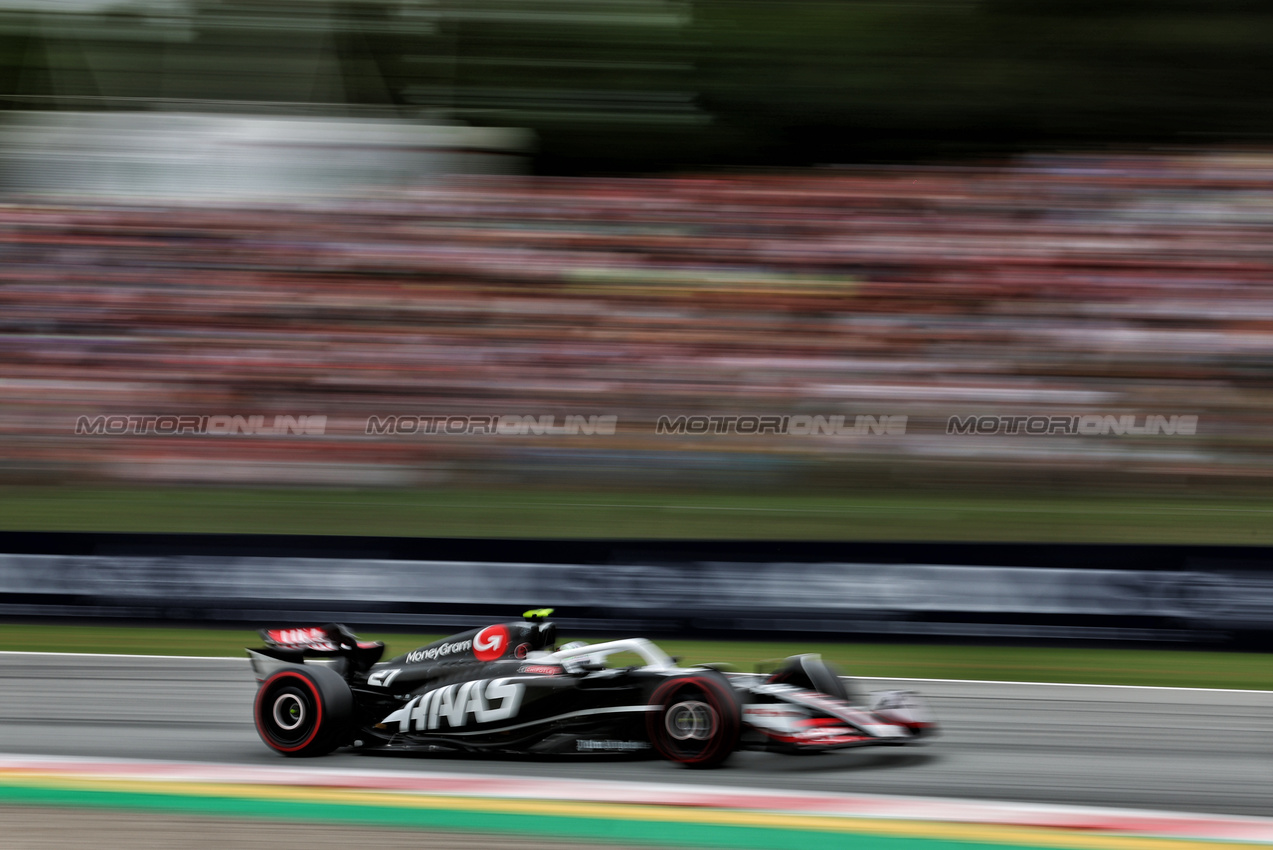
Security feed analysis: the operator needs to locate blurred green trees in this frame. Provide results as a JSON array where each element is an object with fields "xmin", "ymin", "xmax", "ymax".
[
  {"xmin": 1, "ymin": 0, "xmax": 1272, "ymax": 171},
  {"xmin": 695, "ymin": 0, "xmax": 1273, "ymax": 164}
]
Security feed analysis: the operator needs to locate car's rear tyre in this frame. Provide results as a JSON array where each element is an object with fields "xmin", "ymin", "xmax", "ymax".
[
  {"xmin": 646, "ymin": 673, "xmax": 741, "ymax": 769},
  {"xmin": 254, "ymin": 666, "xmax": 353, "ymax": 757}
]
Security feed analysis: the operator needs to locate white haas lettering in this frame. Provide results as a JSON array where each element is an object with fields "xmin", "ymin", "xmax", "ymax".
[{"xmin": 394, "ymin": 678, "xmax": 525, "ymax": 732}]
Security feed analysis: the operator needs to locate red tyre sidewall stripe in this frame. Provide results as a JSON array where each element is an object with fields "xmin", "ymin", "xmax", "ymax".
[
  {"xmin": 648, "ymin": 676, "xmax": 736, "ymax": 766},
  {"xmin": 254, "ymin": 670, "xmax": 324, "ymax": 754}
]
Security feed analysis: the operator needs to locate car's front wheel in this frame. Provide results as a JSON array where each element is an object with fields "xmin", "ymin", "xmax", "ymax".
[
  {"xmin": 253, "ymin": 666, "xmax": 353, "ymax": 757},
  {"xmin": 646, "ymin": 674, "xmax": 741, "ymax": 768}
]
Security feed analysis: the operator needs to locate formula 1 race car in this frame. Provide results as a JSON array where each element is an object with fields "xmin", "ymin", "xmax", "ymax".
[{"xmin": 247, "ymin": 610, "xmax": 935, "ymax": 768}]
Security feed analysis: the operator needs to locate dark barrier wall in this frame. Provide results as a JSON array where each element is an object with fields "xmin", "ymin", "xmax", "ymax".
[{"xmin": 0, "ymin": 534, "xmax": 1270, "ymax": 644}]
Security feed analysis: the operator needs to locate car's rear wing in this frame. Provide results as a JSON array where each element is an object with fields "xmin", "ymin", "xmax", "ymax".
[{"xmin": 247, "ymin": 623, "xmax": 384, "ymax": 681}]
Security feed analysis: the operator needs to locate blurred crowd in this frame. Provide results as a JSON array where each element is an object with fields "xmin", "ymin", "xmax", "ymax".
[{"xmin": 2, "ymin": 150, "xmax": 1272, "ymax": 490}]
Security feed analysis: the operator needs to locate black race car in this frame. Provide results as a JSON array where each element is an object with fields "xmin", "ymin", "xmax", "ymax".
[{"xmin": 247, "ymin": 610, "xmax": 934, "ymax": 768}]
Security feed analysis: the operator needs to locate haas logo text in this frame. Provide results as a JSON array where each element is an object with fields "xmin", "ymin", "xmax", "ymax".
[{"xmin": 392, "ymin": 678, "xmax": 525, "ymax": 732}]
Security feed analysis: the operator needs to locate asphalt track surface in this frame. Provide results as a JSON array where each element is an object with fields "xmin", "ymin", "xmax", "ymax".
[{"xmin": 0, "ymin": 653, "xmax": 1270, "ymax": 818}]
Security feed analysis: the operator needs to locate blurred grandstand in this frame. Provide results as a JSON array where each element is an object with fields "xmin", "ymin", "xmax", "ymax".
[
  {"xmin": 2, "ymin": 151, "xmax": 1272, "ymax": 492},
  {"xmin": 1, "ymin": 0, "xmax": 1272, "ymax": 498}
]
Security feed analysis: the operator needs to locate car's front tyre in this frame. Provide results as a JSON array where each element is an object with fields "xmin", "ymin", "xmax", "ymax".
[
  {"xmin": 646, "ymin": 673, "xmax": 741, "ymax": 768},
  {"xmin": 253, "ymin": 666, "xmax": 353, "ymax": 757}
]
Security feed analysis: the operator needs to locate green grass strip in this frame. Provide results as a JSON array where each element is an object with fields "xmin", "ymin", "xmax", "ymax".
[
  {"xmin": 5, "ymin": 485, "xmax": 1273, "ymax": 543},
  {"xmin": 0, "ymin": 783, "xmax": 1098, "ymax": 850},
  {"xmin": 3, "ymin": 623, "xmax": 1272, "ymax": 690}
]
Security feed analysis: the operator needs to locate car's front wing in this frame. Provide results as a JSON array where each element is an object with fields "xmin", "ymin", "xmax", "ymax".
[{"xmin": 739, "ymin": 682, "xmax": 935, "ymax": 752}]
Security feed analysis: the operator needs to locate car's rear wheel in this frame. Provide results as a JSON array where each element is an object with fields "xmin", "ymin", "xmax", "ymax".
[
  {"xmin": 254, "ymin": 666, "xmax": 353, "ymax": 757},
  {"xmin": 646, "ymin": 674, "xmax": 741, "ymax": 768}
]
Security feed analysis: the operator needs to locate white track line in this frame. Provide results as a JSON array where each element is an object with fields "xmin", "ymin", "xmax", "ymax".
[
  {"xmin": 863, "ymin": 676, "xmax": 1273, "ymax": 695},
  {"xmin": 0, "ymin": 650, "xmax": 249, "ymax": 661}
]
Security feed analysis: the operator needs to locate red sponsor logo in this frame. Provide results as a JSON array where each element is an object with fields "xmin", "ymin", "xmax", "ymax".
[
  {"xmin": 745, "ymin": 707, "xmax": 801, "ymax": 718},
  {"xmin": 514, "ymin": 642, "xmax": 531, "ymax": 660},
  {"xmin": 473, "ymin": 624, "xmax": 510, "ymax": 661},
  {"xmin": 266, "ymin": 628, "xmax": 334, "ymax": 649},
  {"xmin": 517, "ymin": 665, "xmax": 562, "ymax": 676}
]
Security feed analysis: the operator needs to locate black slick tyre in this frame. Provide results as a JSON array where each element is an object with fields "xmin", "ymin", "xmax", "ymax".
[
  {"xmin": 254, "ymin": 665, "xmax": 354, "ymax": 757},
  {"xmin": 646, "ymin": 673, "xmax": 741, "ymax": 769}
]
